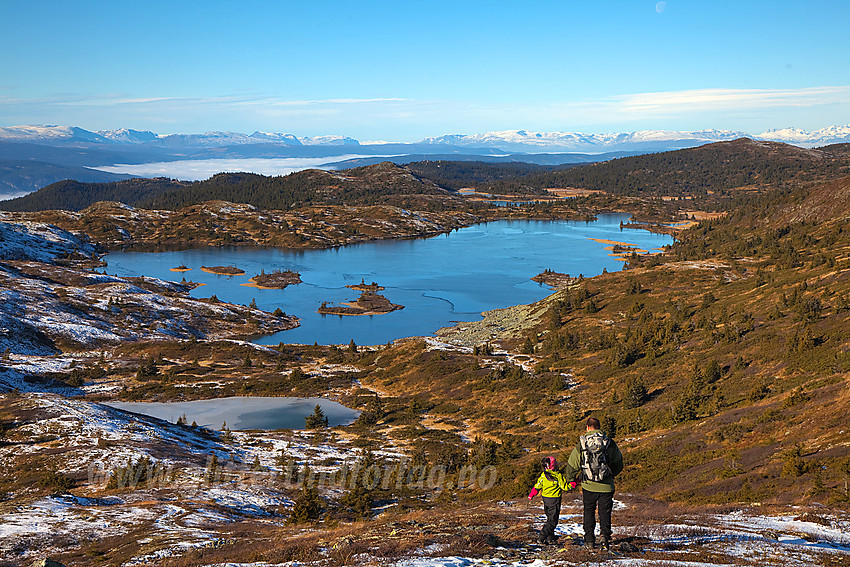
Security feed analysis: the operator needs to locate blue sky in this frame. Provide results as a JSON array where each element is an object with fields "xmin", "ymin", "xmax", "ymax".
[{"xmin": 1, "ymin": 0, "xmax": 849, "ymax": 140}]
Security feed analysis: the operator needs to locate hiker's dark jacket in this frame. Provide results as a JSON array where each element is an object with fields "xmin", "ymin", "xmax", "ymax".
[{"xmin": 564, "ymin": 430, "xmax": 623, "ymax": 493}]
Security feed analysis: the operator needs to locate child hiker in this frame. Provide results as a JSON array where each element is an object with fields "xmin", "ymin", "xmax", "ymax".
[{"xmin": 527, "ymin": 456, "xmax": 578, "ymax": 545}]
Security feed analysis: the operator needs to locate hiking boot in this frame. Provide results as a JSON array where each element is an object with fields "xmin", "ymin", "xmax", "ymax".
[
  {"xmin": 600, "ymin": 539, "xmax": 610, "ymax": 551},
  {"xmin": 544, "ymin": 537, "xmax": 558, "ymax": 546}
]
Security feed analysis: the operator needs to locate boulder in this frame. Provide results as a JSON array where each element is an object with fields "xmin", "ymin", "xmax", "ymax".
[{"xmin": 31, "ymin": 559, "xmax": 67, "ymax": 567}]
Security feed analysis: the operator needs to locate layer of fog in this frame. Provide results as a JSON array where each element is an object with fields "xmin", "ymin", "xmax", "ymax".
[
  {"xmin": 91, "ymin": 155, "xmax": 396, "ymax": 181},
  {"xmin": 0, "ymin": 190, "xmax": 35, "ymax": 201}
]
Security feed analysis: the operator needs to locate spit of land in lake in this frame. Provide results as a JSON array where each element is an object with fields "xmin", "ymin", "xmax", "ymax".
[{"xmin": 531, "ymin": 269, "xmax": 577, "ymax": 289}]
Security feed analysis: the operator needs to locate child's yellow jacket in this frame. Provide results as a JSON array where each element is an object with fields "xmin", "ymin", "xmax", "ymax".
[{"xmin": 529, "ymin": 470, "xmax": 571, "ymax": 498}]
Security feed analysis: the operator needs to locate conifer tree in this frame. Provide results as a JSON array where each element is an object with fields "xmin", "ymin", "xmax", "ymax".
[
  {"xmin": 305, "ymin": 404, "xmax": 328, "ymax": 429},
  {"xmin": 287, "ymin": 485, "xmax": 321, "ymax": 524}
]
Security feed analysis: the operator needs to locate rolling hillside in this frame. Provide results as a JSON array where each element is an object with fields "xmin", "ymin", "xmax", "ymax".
[
  {"xmin": 356, "ymin": 173, "xmax": 850, "ymax": 504},
  {"xmin": 0, "ymin": 162, "xmax": 460, "ymax": 213},
  {"xmin": 518, "ymin": 139, "xmax": 850, "ymax": 197}
]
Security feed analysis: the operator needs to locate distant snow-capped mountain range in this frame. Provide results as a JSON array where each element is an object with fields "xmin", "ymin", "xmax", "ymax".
[
  {"xmin": 1, "ymin": 124, "xmax": 849, "ymax": 153},
  {"xmin": 0, "ymin": 125, "xmax": 360, "ymax": 148},
  {"xmin": 422, "ymin": 126, "xmax": 850, "ymax": 152}
]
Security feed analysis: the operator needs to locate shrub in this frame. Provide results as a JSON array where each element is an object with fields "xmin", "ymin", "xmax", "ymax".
[
  {"xmin": 748, "ymin": 382, "xmax": 771, "ymax": 402},
  {"xmin": 106, "ymin": 457, "xmax": 161, "ymax": 489},
  {"xmin": 796, "ymin": 297, "xmax": 823, "ymax": 322},
  {"xmin": 135, "ymin": 356, "xmax": 158, "ymax": 380},
  {"xmin": 623, "ymin": 376, "xmax": 648, "ymax": 409},
  {"xmin": 782, "ymin": 387, "xmax": 811, "ymax": 408},
  {"xmin": 782, "ymin": 444, "xmax": 808, "ymax": 477},
  {"xmin": 39, "ymin": 469, "xmax": 75, "ymax": 492},
  {"xmin": 287, "ymin": 486, "xmax": 321, "ymax": 524},
  {"xmin": 703, "ymin": 359, "xmax": 723, "ymax": 383},
  {"xmin": 671, "ymin": 388, "xmax": 700, "ymax": 424},
  {"xmin": 431, "ymin": 402, "xmax": 461, "ymax": 414}
]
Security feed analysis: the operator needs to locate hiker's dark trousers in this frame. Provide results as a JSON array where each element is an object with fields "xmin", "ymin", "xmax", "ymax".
[
  {"xmin": 582, "ymin": 489, "xmax": 613, "ymax": 544},
  {"xmin": 540, "ymin": 496, "xmax": 561, "ymax": 542}
]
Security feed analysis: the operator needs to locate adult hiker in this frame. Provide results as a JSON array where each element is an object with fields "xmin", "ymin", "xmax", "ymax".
[
  {"xmin": 564, "ymin": 416, "xmax": 623, "ymax": 551},
  {"xmin": 527, "ymin": 456, "xmax": 577, "ymax": 545}
]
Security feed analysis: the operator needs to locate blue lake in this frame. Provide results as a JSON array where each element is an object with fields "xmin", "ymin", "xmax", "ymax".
[{"xmin": 104, "ymin": 215, "xmax": 673, "ymax": 346}]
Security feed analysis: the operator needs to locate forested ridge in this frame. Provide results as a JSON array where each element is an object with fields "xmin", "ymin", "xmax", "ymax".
[
  {"xmin": 4, "ymin": 139, "xmax": 850, "ymax": 213},
  {"xmin": 0, "ymin": 177, "xmax": 186, "ymax": 212},
  {"xmin": 142, "ymin": 162, "xmax": 454, "ymax": 210},
  {"xmin": 0, "ymin": 162, "xmax": 455, "ymax": 212},
  {"xmin": 404, "ymin": 160, "xmax": 564, "ymax": 194},
  {"xmin": 515, "ymin": 139, "xmax": 850, "ymax": 196}
]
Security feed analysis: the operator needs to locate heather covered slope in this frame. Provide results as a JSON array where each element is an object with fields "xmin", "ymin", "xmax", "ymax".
[{"xmin": 357, "ymin": 174, "xmax": 850, "ymax": 505}]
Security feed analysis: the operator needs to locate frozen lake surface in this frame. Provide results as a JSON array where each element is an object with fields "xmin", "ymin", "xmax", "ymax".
[{"xmin": 105, "ymin": 396, "xmax": 359, "ymax": 430}]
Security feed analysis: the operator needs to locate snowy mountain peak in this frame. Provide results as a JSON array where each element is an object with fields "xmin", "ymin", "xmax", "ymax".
[
  {"xmin": 0, "ymin": 125, "xmax": 109, "ymax": 143},
  {"xmin": 298, "ymin": 134, "xmax": 360, "ymax": 146},
  {"xmin": 421, "ymin": 128, "xmax": 753, "ymax": 153},
  {"xmin": 756, "ymin": 124, "xmax": 850, "ymax": 145},
  {"xmin": 98, "ymin": 128, "xmax": 159, "ymax": 143},
  {"xmin": 247, "ymin": 131, "xmax": 302, "ymax": 145}
]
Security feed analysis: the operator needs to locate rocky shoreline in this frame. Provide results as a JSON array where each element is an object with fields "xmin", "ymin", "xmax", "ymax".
[{"xmin": 435, "ymin": 301, "xmax": 547, "ymax": 347}]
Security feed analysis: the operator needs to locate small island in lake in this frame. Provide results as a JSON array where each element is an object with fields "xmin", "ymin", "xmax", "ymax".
[
  {"xmin": 346, "ymin": 279, "xmax": 385, "ymax": 292},
  {"xmin": 170, "ymin": 264, "xmax": 192, "ymax": 272},
  {"xmin": 318, "ymin": 291, "xmax": 403, "ymax": 316},
  {"xmin": 242, "ymin": 269, "xmax": 302, "ymax": 289},
  {"xmin": 200, "ymin": 265, "xmax": 245, "ymax": 276}
]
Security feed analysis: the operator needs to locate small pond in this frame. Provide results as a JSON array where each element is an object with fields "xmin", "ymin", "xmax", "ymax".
[{"xmin": 105, "ymin": 396, "xmax": 359, "ymax": 430}]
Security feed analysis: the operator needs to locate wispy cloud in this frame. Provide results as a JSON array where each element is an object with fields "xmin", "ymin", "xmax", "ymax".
[
  {"xmin": 612, "ymin": 86, "xmax": 850, "ymax": 114},
  {"xmin": 264, "ymin": 97, "xmax": 408, "ymax": 106},
  {"xmin": 0, "ymin": 93, "xmax": 407, "ymax": 109}
]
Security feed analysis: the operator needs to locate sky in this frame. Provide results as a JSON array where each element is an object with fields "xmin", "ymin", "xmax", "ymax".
[{"xmin": 1, "ymin": 0, "xmax": 849, "ymax": 141}]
